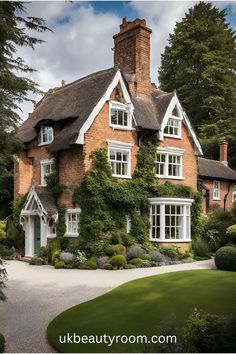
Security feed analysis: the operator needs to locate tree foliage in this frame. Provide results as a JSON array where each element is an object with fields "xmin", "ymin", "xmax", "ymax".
[
  {"xmin": 0, "ymin": 2, "xmax": 50, "ymax": 217},
  {"xmin": 159, "ymin": 2, "xmax": 236, "ymax": 155}
]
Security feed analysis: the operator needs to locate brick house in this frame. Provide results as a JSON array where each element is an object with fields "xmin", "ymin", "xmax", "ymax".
[
  {"xmin": 198, "ymin": 140, "xmax": 236, "ymax": 213},
  {"xmin": 15, "ymin": 17, "xmax": 224, "ymax": 257}
]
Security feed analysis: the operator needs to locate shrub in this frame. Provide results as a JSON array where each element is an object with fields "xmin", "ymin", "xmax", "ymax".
[
  {"xmin": 45, "ymin": 238, "xmax": 61, "ymax": 263},
  {"xmin": 215, "ymin": 246, "xmax": 236, "ymax": 271},
  {"xmin": 192, "ymin": 237, "xmax": 209, "ymax": 258},
  {"xmin": 39, "ymin": 246, "xmax": 47, "ymax": 259},
  {"xmin": 103, "ymin": 263, "xmax": 113, "ymax": 270},
  {"xmin": 81, "ymin": 257, "xmax": 98, "ymax": 270},
  {"xmin": 29, "ymin": 257, "xmax": 45, "ymax": 266},
  {"xmin": 97, "ymin": 256, "xmax": 109, "ymax": 269},
  {"xmin": 115, "ymin": 244, "xmax": 126, "ymax": 255},
  {"xmin": 0, "ymin": 221, "xmax": 6, "ymax": 239},
  {"xmin": 54, "ymin": 261, "xmax": 65, "ymax": 269},
  {"xmin": 0, "ymin": 333, "xmax": 5, "ymax": 353},
  {"xmin": 159, "ymin": 246, "xmax": 180, "ymax": 259},
  {"xmin": 141, "ymin": 253, "xmax": 151, "ymax": 260},
  {"xmin": 60, "ymin": 252, "xmax": 74, "ymax": 263},
  {"xmin": 0, "ymin": 244, "xmax": 14, "ymax": 259},
  {"xmin": 105, "ymin": 245, "xmax": 120, "ymax": 257},
  {"xmin": 52, "ymin": 250, "xmax": 61, "ymax": 265},
  {"xmin": 0, "ymin": 259, "xmax": 7, "ymax": 301},
  {"xmin": 129, "ymin": 258, "xmax": 144, "ymax": 266},
  {"xmin": 149, "ymin": 250, "xmax": 165, "ymax": 262},
  {"xmin": 123, "ymin": 264, "xmax": 136, "ymax": 269},
  {"xmin": 126, "ymin": 244, "xmax": 145, "ymax": 260},
  {"xmin": 226, "ymin": 225, "xmax": 236, "ymax": 244},
  {"xmin": 110, "ymin": 255, "xmax": 127, "ymax": 268},
  {"xmin": 111, "ymin": 230, "xmax": 129, "ymax": 245}
]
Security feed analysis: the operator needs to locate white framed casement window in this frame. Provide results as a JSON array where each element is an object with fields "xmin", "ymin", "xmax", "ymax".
[
  {"xmin": 232, "ymin": 185, "xmax": 236, "ymax": 203},
  {"xmin": 40, "ymin": 159, "xmax": 54, "ymax": 186},
  {"xmin": 164, "ymin": 116, "xmax": 182, "ymax": 138},
  {"xmin": 213, "ymin": 180, "xmax": 221, "ymax": 200},
  {"xmin": 109, "ymin": 101, "xmax": 132, "ymax": 130},
  {"xmin": 65, "ymin": 208, "xmax": 81, "ymax": 237},
  {"xmin": 47, "ymin": 225, "xmax": 56, "ymax": 238},
  {"xmin": 107, "ymin": 140, "xmax": 133, "ymax": 178},
  {"xmin": 40, "ymin": 126, "xmax": 54, "ymax": 145},
  {"xmin": 149, "ymin": 197, "xmax": 193, "ymax": 242},
  {"xmin": 155, "ymin": 147, "xmax": 184, "ymax": 179}
]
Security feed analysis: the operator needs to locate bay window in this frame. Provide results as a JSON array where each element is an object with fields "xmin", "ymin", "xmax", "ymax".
[{"xmin": 150, "ymin": 198, "xmax": 193, "ymax": 242}]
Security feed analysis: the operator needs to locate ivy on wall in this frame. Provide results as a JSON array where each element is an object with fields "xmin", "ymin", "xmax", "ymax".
[{"xmin": 73, "ymin": 143, "xmax": 202, "ymax": 255}]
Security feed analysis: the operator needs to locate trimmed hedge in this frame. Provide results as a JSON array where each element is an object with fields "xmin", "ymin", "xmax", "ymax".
[
  {"xmin": 215, "ymin": 246, "xmax": 236, "ymax": 271},
  {"xmin": 110, "ymin": 255, "xmax": 127, "ymax": 268}
]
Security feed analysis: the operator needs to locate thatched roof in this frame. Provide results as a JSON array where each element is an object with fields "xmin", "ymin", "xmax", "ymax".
[
  {"xmin": 18, "ymin": 67, "xmax": 176, "ymax": 152},
  {"xmin": 198, "ymin": 157, "xmax": 236, "ymax": 182}
]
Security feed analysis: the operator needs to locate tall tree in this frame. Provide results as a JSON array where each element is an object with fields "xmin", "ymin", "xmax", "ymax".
[
  {"xmin": 0, "ymin": 2, "xmax": 50, "ymax": 217},
  {"xmin": 159, "ymin": 2, "xmax": 236, "ymax": 132}
]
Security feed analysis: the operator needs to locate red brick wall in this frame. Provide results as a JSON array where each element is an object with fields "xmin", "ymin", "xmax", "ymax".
[{"xmin": 201, "ymin": 178, "xmax": 234, "ymax": 211}]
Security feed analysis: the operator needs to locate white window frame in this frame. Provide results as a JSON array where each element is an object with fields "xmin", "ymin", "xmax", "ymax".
[
  {"xmin": 213, "ymin": 180, "xmax": 221, "ymax": 201},
  {"xmin": 47, "ymin": 225, "xmax": 56, "ymax": 238},
  {"xmin": 65, "ymin": 208, "xmax": 81, "ymax": 237},
  {"xmin": 107, "ymin": 140, "xmax": 133, "ymax": 179},
  {"xmin": 109, "ymin": 101, "xmax": 132, "ymax": 130},
  {"xmin": 164, "ymin": 115, "xmax": 182, "ymax": 139},
  {"xmin": 155, "ymin": 147, "xmax": 184, "ymax": 180},
  {"xmin": 232, "ymin": 185, "xmax": 236, "ymax": 203},
  {"xmin": 40, "ymin": 159, "xmax": 54, "ymax": 186},
  {"xmin": 149, "ymin": 197, "xmax": 193, "ymax": 242},
  {"xmin": 39, "ymin": 126, "xmax": 54, "ymax": 145}
]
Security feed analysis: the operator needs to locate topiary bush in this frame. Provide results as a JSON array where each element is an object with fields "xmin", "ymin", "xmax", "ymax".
[
  {"xmin": 126, "ymin": 244, "xmax": 145, "ymax": 260},
  {"xmin": 105, "ymin": 244, "xmax": 120, "ymax": 257},
  {"xmin": 103, "ymin": 263, "xmax": 113, "ymax": 270},
  {"xmin": 226, "ymin": 225, "xmax": 236, "ymax": 244},
  {"xmin": 215, "ymin": 246, "xmax": 236, "ymax": 271},
  {"xmin": 54, "ymin": 261, "xmax": 65, "ymax": 269},
  {"xmin": 110, "ymin": 255, "xmax": 127, "ymax": 268},
  {"xmin": 129, "ymin": 258, "xmax": 144, "ymax": 266},
  {"xmin": 0, "ymin": 333, "xmax": 5, "ymax": 353},
  {"xmin": 149, "ymin": 249, "xmax": 165, "ymax": 262}
]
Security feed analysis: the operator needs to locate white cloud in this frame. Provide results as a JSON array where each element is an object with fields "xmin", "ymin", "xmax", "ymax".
[{"xmin": 17, "ymin": 2, "xmax": 120, "ymax": 120}]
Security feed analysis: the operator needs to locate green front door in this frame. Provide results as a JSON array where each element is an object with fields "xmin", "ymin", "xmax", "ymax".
[{"xmin": 34, "ymin": 215, "xmax": 41, "ymax": 256}]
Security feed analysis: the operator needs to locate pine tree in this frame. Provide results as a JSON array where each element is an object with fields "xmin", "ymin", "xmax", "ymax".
[
  {"xmin": 159, "ymin": 2, "xmax": 236, "ymax": 132},
  {"xmin": 0, "ymin": 2, "xmax": 51, "ymax": 217}
]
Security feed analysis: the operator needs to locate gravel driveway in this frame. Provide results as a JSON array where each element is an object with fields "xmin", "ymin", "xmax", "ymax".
[{"xmin": 0, "ymin": 259, "xmax": 215, "ymax": 353}]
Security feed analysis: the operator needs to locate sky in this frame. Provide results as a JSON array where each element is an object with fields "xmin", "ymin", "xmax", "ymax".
[{"xmin": 17, "ymin": 0, "xmax": 236, "ymax": 120}]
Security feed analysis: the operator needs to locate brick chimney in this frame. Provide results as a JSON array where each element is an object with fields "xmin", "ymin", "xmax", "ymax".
[
  {"xmin": 113, "ymin": 18, "xmax": 152, "ymax": 97},
  {"xmin": 219, "ymin": 138, "xmax": 228, "ymax": 166}
]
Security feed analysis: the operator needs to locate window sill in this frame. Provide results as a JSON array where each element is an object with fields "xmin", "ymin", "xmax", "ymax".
[
  {"xmin": 64, "ymin": 233, "xmax": 79, "ymax": 238},
  {"xmin": 213, "ymin": 198, "xmax": 221, "ymax": 201},
  {"xmin": 110, "ymin": 125, "xmax": 131, "ymax": 131},
  {"xmin": 112, "ymin": 174, "xmax": 132, "ymax": 179},
  {"xmin": 38, "ymin": 142, "xmax": 53, "ymax": 147},
  {"xmin": 163, "ymin": 134, "xmax": 181, "ymax": 139},
  {"xmin": 156, "ymin": 176, "xmax": 184, "ymax": 180},
  {"xmin": 47, "ymin": 234, "xmax": 56, "ymax": 239},
  {"xmin": 150, "ymin": 238, "xmax": 191, "ymax": 243}
]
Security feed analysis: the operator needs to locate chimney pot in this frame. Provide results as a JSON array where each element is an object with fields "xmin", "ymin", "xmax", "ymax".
[
  {"xmin": 219, "ymin": 138, "xmax": 228, "ymax": 166},
  {"xmin": 61, "ymin": 80, "xmax": 66, "ymax": 87}
]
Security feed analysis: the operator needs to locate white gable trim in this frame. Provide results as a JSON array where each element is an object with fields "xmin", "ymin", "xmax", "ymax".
[
  {"xmin": 21, "ymin": 187, "xmax": 47, "ymax": 216},
  {"xmin": 75, "ymin": 70, "xmax": 134, "ymax": 145},
  {"xmin": 159, "ymin": 93, "xmax": 203, "ymax": 156}
]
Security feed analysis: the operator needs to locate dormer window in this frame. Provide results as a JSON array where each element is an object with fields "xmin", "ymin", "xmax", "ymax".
[
  {"xmin": 109, "ymin": 101, "xmax": 131, "ymax": 130},
  {"xmin": 164, "ymin": 116, "xmax": 181, "ymax": 138},
  {"xmin": 40, "ymin": 126, "xmax": 54, "ymax": 145}
]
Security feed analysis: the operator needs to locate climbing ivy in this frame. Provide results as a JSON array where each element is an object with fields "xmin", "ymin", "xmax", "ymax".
[
  {"xmin": 73, "ymin": 144, "xmax": 202, "ymax": 255},
  {"xmin": 46, "ymin": 164, "xmax": 65, "ymax": 199},
  {"xmin": 56, "ymin": 205, "xmax": 66, "ymax": 238}
]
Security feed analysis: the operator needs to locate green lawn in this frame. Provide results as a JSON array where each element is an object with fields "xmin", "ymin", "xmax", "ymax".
[{"xmin": 47, "ymin": 270, "xmax": 236, "ymax": 353}]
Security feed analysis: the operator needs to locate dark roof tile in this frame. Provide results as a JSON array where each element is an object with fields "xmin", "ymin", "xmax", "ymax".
[{"xmin": 198, "ymin": 157, "xmax": 236, "ymax": 182}]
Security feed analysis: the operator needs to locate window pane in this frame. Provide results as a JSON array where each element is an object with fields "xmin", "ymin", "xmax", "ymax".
[
  {"xmin": 118, "ymin": 110, "xmax": 123, "ymax": 125},
  {"xmin": 123, "ymin": 112, "xmax": 128, "ymax": 126},
  {"xmin": 111, "ymin": 109, "xmax": 117, "ymax": 125}
]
